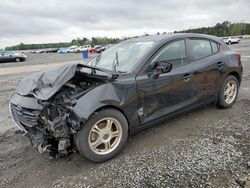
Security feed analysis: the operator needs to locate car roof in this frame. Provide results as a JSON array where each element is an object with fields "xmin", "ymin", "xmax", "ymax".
[
  {"xmin": 122, "ymin": 33, "xmax": 222, "ymax": 43},
  {"xmin": 1, "ymin": 50, "xmax": 15, "ymax": 53}
]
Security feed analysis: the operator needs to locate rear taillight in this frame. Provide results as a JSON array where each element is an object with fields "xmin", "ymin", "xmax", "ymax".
[{"xmin": 236, "ymin": 51, "xmax": 241, "ymax": 63}]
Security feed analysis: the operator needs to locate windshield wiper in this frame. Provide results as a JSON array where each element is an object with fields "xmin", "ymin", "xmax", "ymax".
[
  {"xmin": 117, "ymin": 71, "xmax": 126, "ymax": 73},
  {"xmin": 78, "ymin": 64, "xmax": 119, "ymax": 79},
  {"xmin": 112, "ymin": 51, "xmax": 119, "ymax": 72},
  {"xmin": 93, "ymin": 53, "xmax": 102, "ymax": 66}
]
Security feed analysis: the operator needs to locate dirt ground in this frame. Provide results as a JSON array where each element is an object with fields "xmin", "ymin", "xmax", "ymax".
[{"xmin": 0, "ymin": 42, "xmax": 250, "ymax": 188}]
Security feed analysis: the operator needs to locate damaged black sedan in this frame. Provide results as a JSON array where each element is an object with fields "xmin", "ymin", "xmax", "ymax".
[{"xmin": 9, "ymin": 34, "xmax": 242, "ymax": 162}]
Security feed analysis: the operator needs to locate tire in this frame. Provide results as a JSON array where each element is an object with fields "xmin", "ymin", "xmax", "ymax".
[
  {"xmin": 228, "ymin": 41, "xmax": 231, "ymax": 45},
  {"xmin": 218, "ymin": 75, "xmax": 239, "ymax": 108},
  {"xmin": 15, "ymin": 58, "xmax": 20, "ymax": 62},
  {"xmin": 76, "ymin": 109, "xmax": 128, "ymax": 162}
]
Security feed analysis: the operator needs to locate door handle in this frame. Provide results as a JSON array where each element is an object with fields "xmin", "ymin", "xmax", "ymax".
[{"xmin": 183, "ymin": 73, "xmax": 193, "ymax": 81}]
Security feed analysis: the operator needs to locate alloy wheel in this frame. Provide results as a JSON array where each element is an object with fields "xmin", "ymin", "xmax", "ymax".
[
  {"xmin": 88, "ymin": 117, "xmax": 122, "ymax": 155},
  {"xmin": 224, "ymin": 80, "xmax": 237, "ymax": 104}
]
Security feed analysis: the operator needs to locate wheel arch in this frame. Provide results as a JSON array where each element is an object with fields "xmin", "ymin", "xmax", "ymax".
[
  {"xmin": 227, "ymin": 71, "xmax": 241, "ymax": 85},
  {"xmin": 90, "ymin": 105, "xmax": 131, "ymax": 134}
]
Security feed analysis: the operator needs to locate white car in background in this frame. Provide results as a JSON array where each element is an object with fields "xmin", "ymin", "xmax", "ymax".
[
  {"xmin": 68, "ymin": 45, "xmax": 78, "ymax": 53},
  {"xmin": 75, "ymin": 45, "xmax": 91, "ymax": 52},
  {"xmin": 222, "ymin": 36, "xmax": 240, "ymax": 44}
]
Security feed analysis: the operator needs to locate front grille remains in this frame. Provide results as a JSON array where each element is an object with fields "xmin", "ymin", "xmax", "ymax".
[{"xmin": 10, "ymin": 103, "xmax": 38, "ymax": 127}]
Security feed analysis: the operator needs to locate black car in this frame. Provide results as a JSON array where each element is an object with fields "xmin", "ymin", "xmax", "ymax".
[
  {"xmin": 45, "ymin": 48, "xmax": 59, "ymax": 53},
  {"xmin": 9, "ymin": 34, "xmax": 242, "ymax": 162},
  {"xmin": 0, "ymin": 51, "xmax": 27, "ymax": 63}
]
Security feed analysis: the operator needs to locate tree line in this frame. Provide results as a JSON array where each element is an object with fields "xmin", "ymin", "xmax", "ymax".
[
  {"xmin": 175, "ymin": 21, "xmax": 250, "ymax": 37},
  {"xmin": 4, "ymin": 21, "xmax": 250, "ymax": 51},
  {"xmin": 5, "ymin": 37, "xmax": 123, "ymax": 51},
  {"xmin": 5, "ymin": 42, "xmax": 71, "ymax": 51}
]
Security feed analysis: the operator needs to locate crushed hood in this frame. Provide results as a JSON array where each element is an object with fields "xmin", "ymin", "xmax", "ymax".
[
  {"xmin": 16, "ymin": 64, "xmax": 77, "ymax": 100},
  {"xmin": 16, "ymin": 63, "xmax": 118, "ymax": 100}
]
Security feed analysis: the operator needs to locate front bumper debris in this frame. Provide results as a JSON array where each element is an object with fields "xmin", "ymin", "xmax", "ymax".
[{"xmin": 9, "ymin": 94, "xmax": 74, "ymax": 157}]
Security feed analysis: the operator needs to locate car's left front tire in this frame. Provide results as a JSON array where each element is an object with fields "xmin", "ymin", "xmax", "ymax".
[{"xmin": 76, "ymin": 109, "xmax": 128, "ymax": 162}]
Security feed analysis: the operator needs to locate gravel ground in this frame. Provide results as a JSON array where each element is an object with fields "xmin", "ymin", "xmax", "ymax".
[{"xmin": 0, "ymin": 41, "xmax": 249, "ymax": 187}]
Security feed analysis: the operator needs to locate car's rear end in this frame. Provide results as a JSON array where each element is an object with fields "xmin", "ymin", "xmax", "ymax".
[{"xmin": 223, "ymin": 41, "xmax": 243, "ymax": 76}]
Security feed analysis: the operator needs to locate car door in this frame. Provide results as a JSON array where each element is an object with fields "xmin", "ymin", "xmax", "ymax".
[
  {"xmin": 0, "ymin": 51, "xmax": 10, "ymax": 62},
  {"xmin": 136, "ymin": 39, "xmax": 200, "ymax": 125},
  {"xmin": 187, "ymin": 38, "xmax": 224, "ymax": 102},
  {"xmin": 0, "ymin": 52, "xmax": 5, "ymax": 62}
]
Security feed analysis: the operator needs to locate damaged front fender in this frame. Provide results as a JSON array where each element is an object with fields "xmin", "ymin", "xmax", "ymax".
[{"xmin": 69, "ymin": 83, "xmax": 125, "ymax": 129}]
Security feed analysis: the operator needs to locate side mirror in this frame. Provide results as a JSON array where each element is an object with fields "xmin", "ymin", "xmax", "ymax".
[{"xmin": 151, "ymin": 61, "xmax": 172, "ymax": 79}]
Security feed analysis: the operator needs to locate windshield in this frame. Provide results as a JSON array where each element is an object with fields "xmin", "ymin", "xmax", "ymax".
[{"xmin": 88, "ymin": 41, "xmax": 155, "ymax": 72}]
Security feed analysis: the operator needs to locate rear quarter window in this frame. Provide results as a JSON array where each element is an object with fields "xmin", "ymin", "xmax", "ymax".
[
  {"xmin": 211, "ymin": 41, "xmax": 220, "ymax": 54},
  {"xmin": 190, "ymin": 39, "xmax": 212, "ymax": 61}
]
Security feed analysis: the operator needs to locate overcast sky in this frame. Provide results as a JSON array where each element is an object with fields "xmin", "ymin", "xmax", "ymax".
[{"xmin": 0, "ymin": 0, "xmax": 250, "ymax": 48}]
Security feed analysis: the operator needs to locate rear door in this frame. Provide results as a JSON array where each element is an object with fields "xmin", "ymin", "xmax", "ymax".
[
  {"xmin": 186, "ymin": 38, "xmax": 224, "ymax": 103},
  {"xmin": 0, "ymin": 51, "xmax": 11, "ymax": 62},
  {"xmin": 0, "ymin": 52, "xmax": 5, "ymax": 62}
]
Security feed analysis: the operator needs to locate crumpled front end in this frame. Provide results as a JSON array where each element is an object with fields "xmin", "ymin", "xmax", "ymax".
[
  {"xmin": 10, "ymin": 90, "xmax": 80, "ymax": 157},
  {"xmin": 9, "ymin": 63, "xmax": 114, "ymax": 157}
]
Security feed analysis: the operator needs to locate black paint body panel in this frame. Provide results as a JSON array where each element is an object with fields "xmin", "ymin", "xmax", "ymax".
[{"xmin": 10, "ymin": 33, "xmax": 243, "ymax": 135}]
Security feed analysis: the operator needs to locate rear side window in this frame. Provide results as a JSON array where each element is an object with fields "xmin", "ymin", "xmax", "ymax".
[
  {"xmin": 190, "ymin": 39, "xmax": 212, "ymax": 61},
  {"xmin": 211, "ymin": 41, "xmax": 219, "ymax": 54},
  {"xmin": 151, "ymin": 40, "xmax": 187, "ymax": 68}
]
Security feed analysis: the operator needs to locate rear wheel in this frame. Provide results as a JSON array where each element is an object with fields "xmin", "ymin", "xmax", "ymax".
[
  {"xmin": 77, "ymin": 109, "xmax": 128, "ymax": 162},
  {"xmin": 15, "ymin": 58, "xmax": 20, "ymax": 62},
  {"xmin": 218, "ymin": 75, "xmax": 239, "ymax": 108}
]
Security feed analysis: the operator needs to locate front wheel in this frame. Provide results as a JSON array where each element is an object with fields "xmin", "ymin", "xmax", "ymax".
[
  {"xmin": 77, "ymin": 109, "xmax": 128, "ymax": 162},
  {"xmin": 218, "ymin": 75, "xmax": 239, "ymax": 108}
]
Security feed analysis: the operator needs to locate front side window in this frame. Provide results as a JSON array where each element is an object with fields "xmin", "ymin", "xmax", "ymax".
[
  {"xmin": 150, "ymin": 40, "xmax": 187, "ymax": 69},
  {"xmin": 190, "ymin": 39, "xmax": 212, "ymax": 61}
]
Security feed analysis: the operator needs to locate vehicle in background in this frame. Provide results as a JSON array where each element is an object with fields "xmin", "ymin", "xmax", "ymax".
[
  {"xmin": 75, "ymin": 45, "xmax": 91, "ymax": 53},
  {"xmin": 45, "ymin": 48, "xmax": 59, "ymax": 53},
  {"xmin": 222, "ymin": 36, "xmax": 240, "ymax": 44},
  {"xmin": 95, "ymin": 45, "xmax": 109, "ymax": 53},
  {"xmin": 0, "ymin": 51, "xmax": 26, "ymax": 63},
  {"xmin": 89, "ymin": 45, "xmax": 102, "ymax": 53},
  {"xmin": 68, "ymin": 46, "xmax": 78, "ymax": 53},
  {"xmin": 29, "ymin": 50, "xmax": 36, "ymax": 53},
  {"xmin": 29, "ymin": 50, "xmax": 41, "ymax": 54},
  {"xmin": 34, "ymin": 49, "xmax": 46, "ymax": 54},
  {"xmin": 57, "ymin": 47, "xmax": 70, "ymax": 53}
]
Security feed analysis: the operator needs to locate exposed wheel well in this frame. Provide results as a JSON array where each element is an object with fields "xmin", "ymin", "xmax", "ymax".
[
  {"xmin": 228, "ymin": 71, "xmax": 241, "ymax": 85},
  {"xmin": 90, "ymin": 105, "xmax": 130, "ymax": 134}
]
